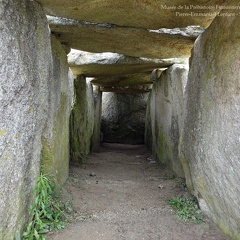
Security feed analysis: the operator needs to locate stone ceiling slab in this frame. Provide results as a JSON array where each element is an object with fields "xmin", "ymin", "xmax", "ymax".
[
  {"xmin": 68, "ymin": 50, "xmax": 186, "ymax": 77},
  {"xmin": 91, "ymin": 73, "xmax": 153, "ymax": 87},
  {"xmin": 49, "ymin": 17, "xmax": 196, "ymax": 59},
  {"xmin": 92, "ymin": 73, "xmax": 154, "ymax": 93},
  {"xmin": 100, "ymin": 86, "xmax": 151, "ymax": 93},
  {"xmin": 38, "ymin": 0, "xmax": 227, "ymax": 29}
]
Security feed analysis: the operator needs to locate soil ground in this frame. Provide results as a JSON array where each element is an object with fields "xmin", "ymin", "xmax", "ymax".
[{"xmin": 47, "ymin": 143, "xmax": 231, "ymax": 240}]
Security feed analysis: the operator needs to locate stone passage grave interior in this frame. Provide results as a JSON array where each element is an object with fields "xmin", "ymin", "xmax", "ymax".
[{"xmin": 0, "ymin": 0, "xmax": 239, "ymax": 239}]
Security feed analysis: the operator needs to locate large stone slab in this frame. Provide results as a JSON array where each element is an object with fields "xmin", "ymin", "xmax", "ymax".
[
  {"xmin": 0, "ymin": 2, "xmax": 75, "ymax": 238},
  {"xmin": 180, "ymin": 5, "xmax": 240, "ymax": 239},
  {"xmin": 0, "ymin": 1, "xmax": 52, "ymax": 238},
  {"xmin": 69, "ymin": 76, "xmax": 95, "ymax": 162},
  {"xmin": 91, "ymin": 73, "xmax": 153, "ymax": 87},
  {"xmin": 41, "ymin": 35, "xmax": 74, "ymax": 183},
  {"xmin": 145, "ymin": 64, "xmax": 188, "ymax": 177},
  {"xmin": 91, "ymin": 85, "xmax": 102, "ymax": 151},
  {"xmin": 39, "ymin": 0, "xmax": 227, "ymax": 29},
  {"xmin": 68, "ymin": 50, "xmax": 181, "ymax": 76},
  {"xmin": 68, "ymin": 51, "xmax": 174, "ymax": 93},
  {"xmin": 49, "ymin": 17, "xmax": 196, "ymax": 59}
]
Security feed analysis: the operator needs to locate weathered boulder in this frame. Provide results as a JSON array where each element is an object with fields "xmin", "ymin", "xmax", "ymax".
[
  {"xmin": 0, "ymin": 0, "xmax": 51, "ymax": 238},
  {"xmin": 145, "ymin": 64, "xmax": 188, "ymax": 177},
  {"xmin": 70, "ymin": 76, "xmax": 95, "ymax": 162},
  {"xmin": 41, "ymin": 35, "xmax": 74, "ymax": 183},
  {"xmin": 102, "ymin": 93, "xmax": 148, "ymax": 144},
  {"xmin": 49, "ymin": 17, "xmax": 196, "ymax": 59},
  {"xmin": 39, "ymin": 0, "xmax": 227, "ymax": 29},
  {"xmin": 180, "ymin": 6, "xmax": 240, "ymax": 239}
]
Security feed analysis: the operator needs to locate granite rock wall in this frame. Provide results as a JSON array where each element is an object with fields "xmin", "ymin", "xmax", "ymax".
[
  {"xmin": 145, "ymin": 64, "xmax": 188, "ymax": 177},
  {"xmin": 41, "ymin": 35, "xmax": 74, "ymax": 183},
  {"xmin": 0, "ymin": 2, "xmax": 74, "ymax": 238},
  {"xmin": 70, "ymin": 76, "xmax": 95, "ymax": 162},
  {"xmin": 180, "ymin": 10, "xmax": 240, "ymax": 239},
  {"xmin": 0, "ymin": 1, "xmax": 51, "ymax": 238}
]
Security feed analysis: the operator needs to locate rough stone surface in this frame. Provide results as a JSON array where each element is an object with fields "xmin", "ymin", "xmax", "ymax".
[
  {"xmin": 149, "ymin": 26, "xmax": 204, "ymax": 38},
  {"xmin": 101, "ymin": 93, "xmax": 148, "ymax": 144},
  {"xmin": 39, "ymin": 0, "xmax": 227, "ymax": 29},
  {"xmin": 91, "ymin": 85, "xmax": 102, "ymax": 151},
  {"xmin": 91, "ymin": 73, "xmax": 153, "ymax": 88},
  {"xmin": 91, "ymin": 72, "xmax": 153, "ymax": 94},
  {"xmin": 67, "ymin": 49, "xmax": 183, "ymax": 77},
  {"xmin": 0, "ymin": 1, "xmax": 51, "ymax": 238},
  {"xmin": 41, "ymin": 35, "xmax": 74, "ymax": 184},
  {"xmin": 68, "ymin": 50, "xmax": 188, "ymax": 92},
  {"xmin": 179, "ymin": 8, "xmax": 240, "ymax": 239},
  {"xmin": 49, "ymin": 17, "xmax": 195, "ymax": 59},
  {"xmin": 145, "ymin": 64, "xmax": 188, "ymax": 177},
  {"xmin": 1, "ymin": 1, "xmax": 239, "ymax": 240},
  {"xmin": 70, "ymin": 76, "xmax": 95, "ymax": 162}
]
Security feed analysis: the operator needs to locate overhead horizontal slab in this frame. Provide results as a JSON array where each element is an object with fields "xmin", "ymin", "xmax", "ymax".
[
  {"xmin": 49, "ymin": 17, "xmax": 196, "ymax": 59},
  {"xmin": 39, "ymin": 0, "xmax": 227, "ymax": 29},
  {"xmin": 68, "ymin": 50, "xmax": 187, "ymax": 77},
  {"xmin": 91, "ymin": 73, "xmax": 153, "ymax": 87},
  {"xmin": 100, "ymin": 86, "xmax": 151, "ymax": 93}
]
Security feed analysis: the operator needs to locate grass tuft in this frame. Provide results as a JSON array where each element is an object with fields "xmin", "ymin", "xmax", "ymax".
[
  {"xmin": 168, "ymin": 196, "xmax": 203, "ymax": 223},
  {"xmin": 175, "ymin": 177, "xmax": 187, "ymax": 190},
  {"xmin": 22, "ymin": 173, "xmax": 71, "ymax": 240}
]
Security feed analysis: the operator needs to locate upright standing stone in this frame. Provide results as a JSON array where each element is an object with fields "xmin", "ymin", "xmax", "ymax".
[
  {"xmin": 0, "ymin": 2, "xmax": 74, "ymax": 238},
  {"xmin": 70, "ymin": 76, "xmax": 95, "ymax": 162},
  {"xmin": 41, "ymin": 35, "xmax": 74, "ymax": 183},
  {"xmin": 91, "ymin": 85, "xmax": 102, "ymax": 151},
  {"xmin": 0, "ymin": 1, "xmax": 51, "ymax": 238},
  {"xmin": 180, "ymin": 8, "xmax": 240, "ymax": 239},
  {"xmin": 145, "ymin": 64, "xmax": 188, "ymax": 177}
]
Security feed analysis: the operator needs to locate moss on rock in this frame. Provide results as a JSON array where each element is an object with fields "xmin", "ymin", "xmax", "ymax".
[
  {"xmin": 70, "ymin": 76, "xmax": 95, "ymax": 162},
  {"xmin": 41, "ymin": 93, "xmax": 70, "ymax": 183},
  {"xmin": 145, "ymin": 65, "xmax": 188, "ymax": 178},
  {"xmin": 180, "ymin": 6, "xmax": 240, "ymax": 238}
]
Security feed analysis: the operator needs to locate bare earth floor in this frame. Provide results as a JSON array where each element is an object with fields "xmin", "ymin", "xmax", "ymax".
[{"xmin": 47, "ymin": 143, "xmax": 231, "ymax": 240}]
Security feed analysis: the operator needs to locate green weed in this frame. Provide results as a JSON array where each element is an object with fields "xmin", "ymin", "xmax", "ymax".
[
  {"xmin": 168, "ymin": 196, "xmax": 203, "ymax": 223},
  {"xmin": 22, "ymin": 173, "xmax": 71, "ymax": 240},
  {"xmin": 175, "ymin": 177, "xmax": 187, "ymax": 190}
]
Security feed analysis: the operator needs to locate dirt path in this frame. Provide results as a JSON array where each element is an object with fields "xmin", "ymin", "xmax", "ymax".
[{"xmin": 48, "ymin": 143, "xmax": 230, "ymax": 240}]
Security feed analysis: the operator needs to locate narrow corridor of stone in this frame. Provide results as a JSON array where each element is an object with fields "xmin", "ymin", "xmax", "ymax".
[{"xmin": 47, "ymin": 144, "xmax": 229, "ymax": 240}]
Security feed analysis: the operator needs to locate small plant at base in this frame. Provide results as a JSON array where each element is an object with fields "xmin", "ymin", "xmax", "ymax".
[
  {"xmin": 22, "ymin": 173, "xmax": 70, "ymax": 240},
  {"xmin": 175, "ymin": 178, "xmax": 187, "ymax": 190},
  {"xmin": 168, "ymin": 196, "xmax": 203, "ymax": 223}
]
